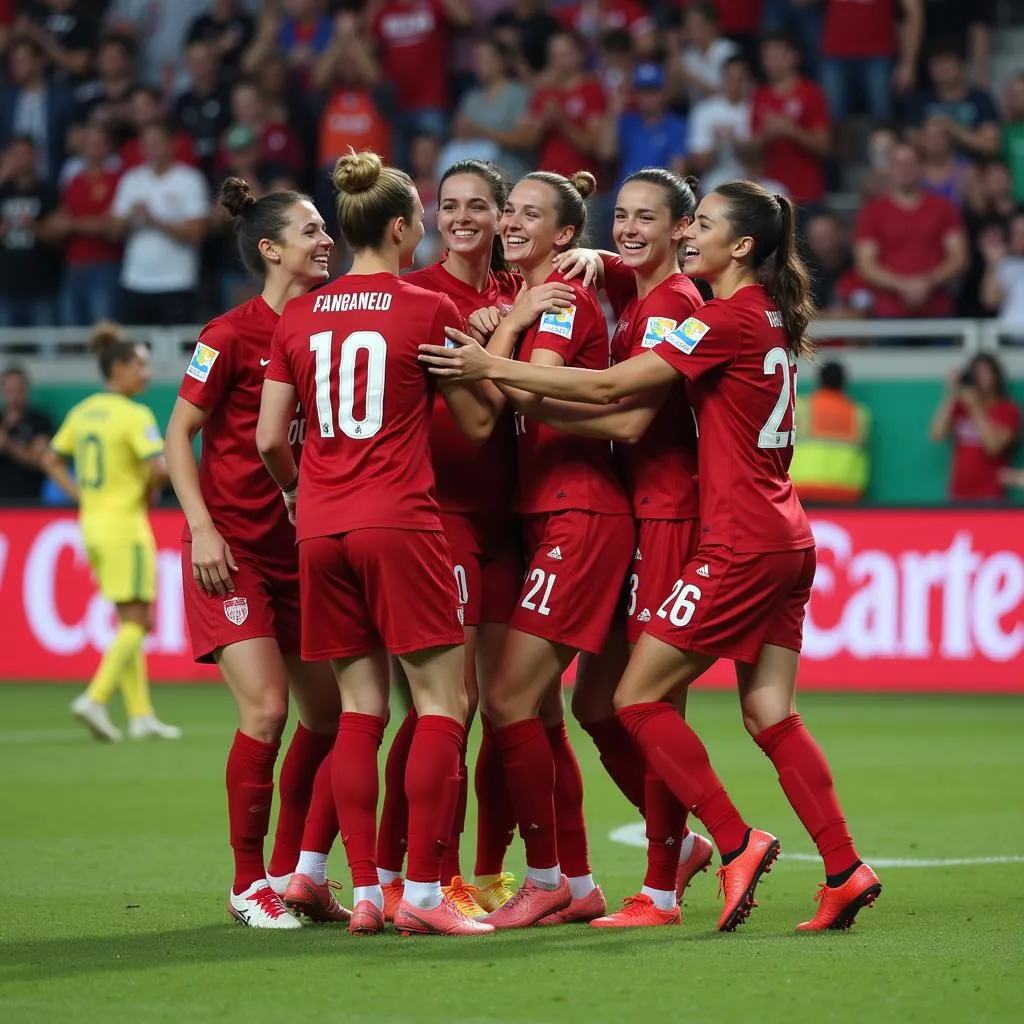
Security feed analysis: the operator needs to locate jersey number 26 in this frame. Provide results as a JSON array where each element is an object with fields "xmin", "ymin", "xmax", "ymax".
[{"xmin": 309, "ymin": 330, "xmax": 386, "ymax": 440}]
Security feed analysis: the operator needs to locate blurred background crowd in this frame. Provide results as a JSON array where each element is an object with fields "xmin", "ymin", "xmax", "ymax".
[{"xmin": 0, "ymin": 0, "xmax": 1021, "ymax": 332}]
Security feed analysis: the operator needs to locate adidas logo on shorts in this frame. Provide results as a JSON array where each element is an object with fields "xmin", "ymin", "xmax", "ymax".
[
  {"xmin": 696, "ymin": 564, "xmax": 710, "ymax": 578},
  {"xmin": 634, "ymin": 548, "xmax": 642, "ymax": 561},
  {"xmin": 547, "ymin": 546, "xmax": 563, "ymax": 560},
  {"xmin": 637, "ymin": 608, "xmax": 651, "ymax": 622}
]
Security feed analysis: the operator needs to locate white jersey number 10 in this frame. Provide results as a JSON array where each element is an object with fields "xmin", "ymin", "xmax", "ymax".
[{"xmin": 310, "ymin": 330, "xmax": 387, "ymax": 440}]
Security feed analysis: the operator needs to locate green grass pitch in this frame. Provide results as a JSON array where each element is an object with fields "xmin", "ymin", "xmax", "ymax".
[{"xmin": 1, "ymin": 684, "xmax": 1021, "ymax": 1024}]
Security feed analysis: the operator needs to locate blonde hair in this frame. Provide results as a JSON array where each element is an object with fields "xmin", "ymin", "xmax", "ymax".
[
  {"xmin": 521, "ymin": 169, "xmax": 597, "ymax": 249},
  {"xmin": 332, "ymin": 149, "xmax": 415, "ymax": 250}
]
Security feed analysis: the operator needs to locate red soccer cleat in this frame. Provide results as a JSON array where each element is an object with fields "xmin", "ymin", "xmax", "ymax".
[
  {"xmin": 676, "ymin": 832, "xmax": 714, "ymax": 902},
  {"xmin": 394, "ymin": 896, "xmax": 496, "ymax": 936},
  {"xmin": 381, "ymin": 878, "xmax": 404, "ymax": 923},
  {"xmin": 796, "ymin": 864, "xmax": 882, "ymax": 932},
  {"xmin": 591, "ymin": 893, "xmax": 681, "ymax": 929},
  {"xmin": 348, "ymin": 899, "xmax": 386, "ymax": 935},
  {"xmin": 483, "ymin": 876, "xmax": 573, "ymax": 930},
  {"xmin": 282, "ymin": 874, "xmax": 351, "ymax": 924},
  {"xmin": 716, "ymin": 829, "xmax": 780, "ymax": 932},
  {"xmin": 537, "ymin": 884, "xmax": 607, "ymax": 926}
]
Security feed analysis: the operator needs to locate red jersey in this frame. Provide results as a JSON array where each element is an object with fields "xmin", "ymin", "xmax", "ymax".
[
  {"xmin": 604, "ymin": 256, "xmax": 702, "ymax": 520},
  {"xmin": 822, "ymin": 0, "xmax": 896, "ymax": 58},
  {"xmin": 709, "ymin": 0, "xmax": 762, "ymax": 35},
  {"xmin": 750, "ymin": 78, "xmax": 829, "ymax": 204},
  {"xmin": 178, "ymin": 296, "xmax": 303, "ymax": 561},
  {"xmin": 61, "ymin": 169, "xmax": 122, "ymax": 266},
  {"xmin": 514, "ymin": 271, "xmax": 630, "ymax": 516},
  {"xmin": 404, "ymin": 262, "xmax": 520, "ymax": 515},
  {"xmin": 265, "ymin": 273, "xmax": 463, "ymax": 541},
  {"xmin": 121, "ymin": 132, "xmax": 198, "ymax": 172},
  {"xmin": 530, "ymin": 79, "xmax": 607, "ymax": 180},
  {"xmin": 653, "ymin": 284, "xmax": 814, "ymax": 553},
  {"xmin": 950, "ymin": 398, "xmax": 1021, "ymax": 502},
  {"xmin": 371, "ymin": 0, "xmax": 448, "ymax": 112},
  {"xmin": 854, "ymin": 192, "xmax": 963, "ymax": 318}
]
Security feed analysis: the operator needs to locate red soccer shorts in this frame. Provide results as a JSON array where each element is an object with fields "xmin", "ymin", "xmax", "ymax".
[
  {"xmin": 644, "ymin": 545, "xmax": 817, "ymax": 665},
  {"xmin": 440, "ymin": 511, "xmax": 523, "ymax": 628},
  {"xmin": 625, "ymin": 518, "xmax": 701, "ymax": 645},
  {"xmin": 299, "ymin": 528, "xmax": 465, "ymax": 661},
  {"xmin": 181, "ymin": 543, "xmax": 301, "ymax": 663},
  {"xmin": 510, "ymin": 510, "xmax": 635, "ymax": 655}
]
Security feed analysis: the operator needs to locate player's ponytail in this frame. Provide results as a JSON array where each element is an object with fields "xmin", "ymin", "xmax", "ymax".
[
  {"xmin": 219, "ymin": 176, "xmax": 311, "ymax": 279},
  {"xmin": 332, "ymin": 148, "xmax": 414, "ymax": 251},
  {"xmin": 439, "ymin": 158, "xmax": 510, "ymax": 271},
  {"xmin": 523, "ymin": 169, "xmax": 597, "ymax": 251},
  {"xmin": 90, "ymin": 321, "xmax": 139, "ymax": 379},
  {"xmin": 714, "ymin": 181, "xmax": 814, "ymax": 359}
]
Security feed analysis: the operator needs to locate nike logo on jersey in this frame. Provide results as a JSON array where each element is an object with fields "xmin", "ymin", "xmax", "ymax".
[
  {"xmin": 696, "ymin": 564, "xmax": 710, "ymax": 578},
  {"xmin": 547, "ymin": 546, "xmax": 563, "ymax": 560},
  {"xmin": 260, "ymin": 358, "xmax": 270, "ymax": 366}
]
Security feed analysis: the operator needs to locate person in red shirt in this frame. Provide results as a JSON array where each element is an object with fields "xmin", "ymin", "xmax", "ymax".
[
  {"xmin": 423, "ymin": 181, "xmax": 881, "ymax": 934},
  {"xmin": 373, "ymin": 159, "xmax": 521, "ymax": 920},
  {"xmin": 57, "ymin": 122, "xmax": 122, "ymax": 325},
  {"xmin": 930, "ymin": 354, "xmax": 1021, "ymax": 503},
  {"xmin": 119, "ymin": 85, "xmax": 198, "ymax": 171},
  {"xmin": 256, "ymin": 149, "xmax": 496, "ymax": 939},
  {"xmin": 514, "ymin": 30, "xmax": 610, "ymax": 182},
  {"xmin": 854, "ymin": 142, "xmax": 968, "ymax": 321},
  {"xmin": 559, "ymin": 0, "xmax": 654, "ymax": 56},
  {"xmin": 165, "ymin": 179, "xmax": 342, "ymax": 930},
  {"xmin": 748, "ymin": 32, "xmax": 830, "ymax": 211}
]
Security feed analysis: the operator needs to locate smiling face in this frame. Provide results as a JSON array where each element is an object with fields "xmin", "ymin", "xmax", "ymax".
[
  {"xmin": 680, "ymin": 192, "xmax": 751, "ymax": 283},
  {"xmin": 501, "ymin": 179, "xmax": 574, "ymax": 270},
  {"xmin": 438, "ymin": 173, "xmax": 501, "ymax": 264},
  {"xmin": 613, "ymin": 180, "xmax": 688, "ymax": 273},
  {"xmin": 264, "ymin": 199, "xmax": 333, "ymax": 285}
]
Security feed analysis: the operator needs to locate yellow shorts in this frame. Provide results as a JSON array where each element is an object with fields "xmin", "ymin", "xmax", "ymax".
[{"xmin": 85, "ymin": 538, "xmax": 157, "ymax": 604}]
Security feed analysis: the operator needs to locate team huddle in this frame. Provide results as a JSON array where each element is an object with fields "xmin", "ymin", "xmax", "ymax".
[{"xmin": 53, "ymin": 145, "xmax": 882, "ymax": 938}]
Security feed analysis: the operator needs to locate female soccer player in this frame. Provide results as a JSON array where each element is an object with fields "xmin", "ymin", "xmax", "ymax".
[
  {"xmin": 165, "ymin": 179, "xmax": 342, "ymax": 930},
  {"xmin": 256, "ymin": 149, "xmax": 499, "ymax": 937},
  {"xmin": 422, "ymin": 181, "xmax": 882, "ymax": 933},
  {"xmin": 46, "ymin": 324, "xmax": 180, "ymax": 744}
]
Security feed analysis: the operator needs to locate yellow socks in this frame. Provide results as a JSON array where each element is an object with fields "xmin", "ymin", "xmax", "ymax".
[
  {"xmin": 121, "ymin": 635, "xmax": 155, "ymax": 720},
  {"xmin": 85, "ymin": 620, "xmax": 146, "ymax": 706}
]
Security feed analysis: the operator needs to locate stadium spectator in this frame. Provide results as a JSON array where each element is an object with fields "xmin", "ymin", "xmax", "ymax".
[
  {"xmin": 979, "ymin": 214, "xmax": 1024, "ymax": 339},
  {"xmin": 594, "ymin": 27, "xmax": 633, "ymax": 110},
  {"xmin": 71, "ymin": 33, "xmax": 136, "ymax": 141},
  {"xmin": 120, "ymin": 85, "xmax": 197, "ymax": 171},
  {"xmin": 819, "ymin": 0, "xmax": 922, "ymax": 123},
  {"xmin": 918, "ymin": 115, "xmax": 971, "ymax": 206},
  {"xmin": 559, "ymin": 0, "xmax": 652, "ymax": 44},
  {"xmin": 18, "ymin": 0, "xmax": 98, "ymax": 83},
  {"xmin": 173, "ymin": 40, "xmax": 232, "ymax": 178},
  {"xmin": 804, "ymin": 212, "xmax": 874, "ymax": 320},
  {"xmin": 56, "ymin": 121, "xmax": 121, "ymax": 325},
  {"xmin": 222, "ymin": 78, "xmax": 304, "ymax": 186},
  {"xmin": 0, "ymin": 364, "xmax": 51, "ymax": 500},
  {"xmin": 410, "ymin": 132, "xmax": 443, "ymax": 266},
  {"xmin": 671, "ymin": 2, "xmax": 738, "ymax": 108},
  {"xmin": 243, "ymin": 0, "xmax": 331, "ymax": 89},
  {"xmin": 687, "ymin": 53, "xmax": 753, "ymax": 192},
  {"xmin": 110, "ymin": 121, "xmax": 209, "ymax": 325},
  {"xmin": 491, "ymin": 0, "xmax": 562, "ymax": 82},
  {"xmin": 1003, "ymin": 74, "xmax": 1024, "ymax": 205},
  {"xmin": 919, "ymin": 0, "xmax": 995, "ymax": 87},
  {"xmin": 0, "ymin": 135, "xmax": 61, "ymax": 327},
  {"xmin": 930, "ymin": 353, "xmax": 1021, "ymax": 503},
  {"xmin": 0, "ymin": 35, "xmax": 73, "ymax": 180},
  {"xmin": 186, "ymin": 0, "xmax": 256, "ymax": 75},
  {"xmin": 906, "ymin": 42, "xmax": 1001, "ymax": 159},
  {"xmin": 602, "ymin": 62, "xmax": 687, "ymax": 186},
  {"xmin": 747, "ymin": 31, "xmax": 830, "ymax": 217},
  {"xmin": 760, "ymin": 0, "xmax": 824, "ymax": 80},
  {"xmin": 445, "ymin": 38, "xmax": 531, "ymax": 182},
  {"xmin": 854, "ymin": 142, "xmax": 967, "ymax": 322},
  {"xmin": 708, "ymin": 0, "xmax": 763, "ymax": 62},
  {"xmin": 789, "ymin": 360, "xmax": 871, "ymax": 504}
]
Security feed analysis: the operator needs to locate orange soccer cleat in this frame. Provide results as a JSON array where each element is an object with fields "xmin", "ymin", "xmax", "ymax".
[
  {"xmin": 282, "ymin": 874, "xmax": 351, "ymax": 924},
  {"xmin": 442, "ymin": 876, "xmax": 487, "ymax": 918},
  {"xmin": 591, "ymin": 893, "xmax": 681, "ymax": 929},
  {"xmin": 676, "ymin": 832, "xmax": 714, "ymax": 902},
  {"xmin": 348, "ymin": 899, "xmax": 387, "ymax": 936},
  {"xmin": 716, "ymin": 829, "xmax": 781, "ymax": 932},
  {"xmin": 796, "ymin": 864, "xmax": 882, "ymax": 932},
  {"xmin": 394, "ymin": 896, "xmax": 495, "ymax": 936},
  {"xmin": 537, "ymin": 885, "xmax": 606, "ymax": 926},
  {"xmin": 381, "ymin": 878, "xmax": 404, "ymax": 922},
  {"xmin": 483, "ymin": 876, "xmax": 573, "ymax": 930}
]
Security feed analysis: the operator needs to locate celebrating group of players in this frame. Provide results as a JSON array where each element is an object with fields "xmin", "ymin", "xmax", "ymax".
[{"xmin": 64, "ymin": 142, "xmax": 882, "ymax": 937}]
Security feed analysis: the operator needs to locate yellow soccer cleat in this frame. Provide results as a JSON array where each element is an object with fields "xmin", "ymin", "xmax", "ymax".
[
  {"xmin": 474, "ymin": 872, "xmax": 517, "ymax": 914},
  {"xmin": 442, "ymin": 876, "xmax": 487, "ymax": 918}
]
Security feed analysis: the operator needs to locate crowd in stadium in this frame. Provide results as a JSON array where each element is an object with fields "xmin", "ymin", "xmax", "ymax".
[{"xmin": 0, "ymin": 0, "xmax": 1020, "ymax": 329}]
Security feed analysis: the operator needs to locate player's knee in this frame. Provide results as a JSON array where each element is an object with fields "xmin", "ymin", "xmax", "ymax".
[{"xmin": 243, "ymin": 697, "xmax": 289, "ymax": 744}]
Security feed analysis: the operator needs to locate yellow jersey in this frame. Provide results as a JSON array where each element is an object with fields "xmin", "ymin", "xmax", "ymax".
[{"xmin": 51, "ymin": 392, "xmax": 164, "ymax": 544}]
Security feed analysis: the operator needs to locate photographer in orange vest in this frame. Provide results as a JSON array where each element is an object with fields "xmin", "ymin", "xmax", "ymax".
[{"xmin": 790, "ymin": 361, "xmax": 870, "ymax": 504}]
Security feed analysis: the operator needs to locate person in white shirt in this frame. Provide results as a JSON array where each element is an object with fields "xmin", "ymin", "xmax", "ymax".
[
  {"xmin": 980, "ymin": 214, "xmax": 1024, "ymax": 343},
  {"xmin": 109, "ymin": 121, "xmax": 209, "ymax": 325},
  {"xmin": 687, "ymin": 55, "xmax": 753, "ymax": 192},
  {"xmin": 671, "ymin": 2, "xmax": 739, "ymax": 108}
]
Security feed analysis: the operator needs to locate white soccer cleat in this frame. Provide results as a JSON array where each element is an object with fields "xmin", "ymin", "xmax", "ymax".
[
  {"xmin": 129, "ymin": 715, "xmax": 183, "ymax": 740},
  {"xmin": 71, "ymin": 695, "xmax": 122, "ymax": 742},
  {"xmin": 227, "ymin": 881, "xmax": 302, "ymax": 929}
]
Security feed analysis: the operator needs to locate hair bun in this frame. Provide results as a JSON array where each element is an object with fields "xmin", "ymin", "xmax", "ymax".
[
  {"xmin": 333, "ymin": 149, "xmax": 383, "ymax": 194},
  {"xmin": 568, "ymin": 170, "xmax": 597, "ymax": 200},
  {"xmin": 219, "ymin": 176, "xmax": 257, "ymax": 218},
  {"xmin": 89, "ymin": 320, "xmax": 126, "ymax": 353},
  {"xmin": 683, "ymin": 174, "xmax": 701, "ymax": 194}
]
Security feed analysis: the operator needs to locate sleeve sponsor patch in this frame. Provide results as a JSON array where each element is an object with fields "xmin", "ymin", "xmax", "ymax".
[
  {"xmin": 641, "ymin": 316, "xmax": 678, "ymax": 349},
  {"xmin": 538, "ymin": 304, "xmax": 577, "ymax": 339},
  {"xmin": 664, "ymin": 317, "xmax": 710, "ymax": 355},
  {"xmin": 186, "ymin": 342, "xmax": 220, "ymax": 383}
]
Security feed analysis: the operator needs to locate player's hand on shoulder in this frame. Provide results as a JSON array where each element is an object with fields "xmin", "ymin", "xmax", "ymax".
[
  {"xmin": 467, "ymin": 305, "xmax": 504, "ymax": 341},
  {"xmin": 552, "ymin": 247, "xmax": 602, "ymax": 288},
  {"xmin": 190, "ymin": 522, "xmax": 238, "ymax": 597},
  {"xmin": 509, "ymin": 279, "xmax": 575, "ymax": 330},
  {"xmin": 419, "ymin": 328, "xmax": 492, "ymax": 381}
]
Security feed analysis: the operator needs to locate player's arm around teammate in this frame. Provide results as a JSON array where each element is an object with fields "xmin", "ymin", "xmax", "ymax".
[{"xmin": 166, "ymin": 180, "xmax": 341, "ymax": 929}]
